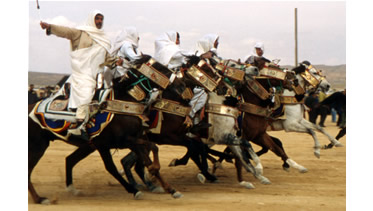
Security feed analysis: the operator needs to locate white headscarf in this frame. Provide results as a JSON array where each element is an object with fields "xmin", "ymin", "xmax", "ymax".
[
  {"xmin": 195, "ymin": 34, "xmax": 219, "ymax": 56},
  {"xmin": 110, "ymin": 26, "xmax": 139, "ymax": 56},
  {"xmin": 243, "ymin": 41, "xmax": 265, "ymax": 62},
  {"xmin": 253, "ymin": 42, "xmax": 264, "ymax": 55},
  {"xmin": 76, "ymin": 10, "xmax": 111, "ymax": 52},
  {"xmin": 154, "ymin": 31, "xmax": 180, "ymax": 65}
]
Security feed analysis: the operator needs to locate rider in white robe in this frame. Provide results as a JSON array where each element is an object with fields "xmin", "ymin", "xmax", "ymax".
[
  {"xmin": 188, "ymin": 34, "xmax": 220, "ymax": 125},
  {"xmin": 154, "ymin": 31, "xmax": 187, "ymax": 70},
  {"xmin": 104, "ymin": 26, "xmax": 142, "ymax": 87},
  {"xmin": 244, "ymin": 42, "xmax": 270, "ymax": 64},
  {"xmin": 40, "ymin": 10, "xmax": 112, "ymax": 140}
]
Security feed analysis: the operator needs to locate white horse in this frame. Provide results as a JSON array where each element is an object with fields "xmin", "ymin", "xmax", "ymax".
[
  {"xmin": 201, "ymin": 91, "xmax": 271, "ymax": 188},
  {"xmin": 268, "ymin": 63, "xmax": 343, "ymax": 159}
]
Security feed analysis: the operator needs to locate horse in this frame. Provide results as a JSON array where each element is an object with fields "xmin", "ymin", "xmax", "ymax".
[
  {"xmin": 235, "ymin": 72, "xmax": 309, "ymax": 173},
  {"xmin": 316, "ymin": 90, "xmax": 346, "ymax": 149},
  {"xmin": 28, "ymin": 56, "xmax": 183, "ymax": 204},
  {"xmin": 267, "ymin": 63, "xmax": 343, "ymax": 159}
]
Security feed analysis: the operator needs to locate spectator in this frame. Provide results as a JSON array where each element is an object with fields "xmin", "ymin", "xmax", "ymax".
[{"xmin": 28, "ymin": 84, "xmax": 39, "ymax": 104}]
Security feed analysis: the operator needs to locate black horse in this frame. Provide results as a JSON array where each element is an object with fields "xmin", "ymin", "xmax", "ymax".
[{"xmin": 320, "ymin": 90, "xmax": 346, "ymax": 149}]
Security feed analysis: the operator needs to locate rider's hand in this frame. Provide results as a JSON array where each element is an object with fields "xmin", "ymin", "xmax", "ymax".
[
  {"xmin": 200, "ymin": 51, "xmax": 213, "ymax": 59},
  {"xmin": 183, "ymin": 116, "xmax": 193, "ymax": 128},
  {"xmin": 116, "ymin": 58, "xmax": 123, "ymax": 66},
  {"xmin": 40, "ymin": 21, "xmax": 50, "ymax": 30}
]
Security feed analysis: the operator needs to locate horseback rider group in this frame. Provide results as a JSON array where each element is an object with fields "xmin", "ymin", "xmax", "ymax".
[{"xmin": 36, "ymin": 9, "xmax": 341, "ymax": 143}]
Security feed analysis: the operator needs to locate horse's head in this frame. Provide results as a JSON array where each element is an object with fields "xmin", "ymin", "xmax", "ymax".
[
  {"xmin": 291, "ymin": 62, "xmax": 330, "ymax": 92},
  {"xmin": 308, "ymin": 67, "xmax": 330, "ymax": 92}
]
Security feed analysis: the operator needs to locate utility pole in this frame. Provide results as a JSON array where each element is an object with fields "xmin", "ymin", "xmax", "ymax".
[{"xmin": 295, "ymin": 8, "xmax": 298, "ymax": 67}]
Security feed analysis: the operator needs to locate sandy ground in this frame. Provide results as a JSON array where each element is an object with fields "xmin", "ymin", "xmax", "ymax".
[{"xmin": 28, "ymin": 116, "xmax": 345, "ymax": 211}]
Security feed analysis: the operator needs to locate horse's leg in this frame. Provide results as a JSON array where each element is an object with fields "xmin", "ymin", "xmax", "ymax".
[
  {"xmin": 143, "ymin": 144, "xmax": 183, "ymax": 198},
  {"xmin": 228, "ymin": 145, "xmax": 256, "ymax": 175},
  {"xmin": 242, "ymin": 140, "xmax": 266, "ymax": 178},
  {"xmin": 198, "ymin": 142, "xmax": 218, "ymax": 182},
  {"xmin": 207, "ymin": 147, "xmax": 234, "ymax": 172},
  {"xmin": 168, "ymin": 148, "xmax": 191, "ymax": 167},
  {"xmin": 65, "ymin": 144, "xmax": 95, "ymax": 195},
  {"xmin": 300, "ymin": 119, "xmax": 343, "ymax": 147},
  {"xmin": 256, "ymin": 146, "xmax": 269, "ymax": 157},
  {"xmin": 120, "ymin": 151, "xmax": 143, "ymax": 188},
  {"xmin": 222, "ymin": 134, "xmax": 257, "ymax": 175},
  {"xmin": 281, "ymin": 119, "xmax": 322, "ymax": 158},
  {"xmin": 96, "ymin": 147, "xmax": 143, "ymax": 199},
  {"xmin": 28, "ymin": 136, "xmax": 51, "ymax": 204},
  {"xmin": 269, "ymin": 136, "xmax": 290, "ymax": 170},
  {"xmin": 324, "ymin": 127, "xmax": 346, "ymax": 149},
  {"xmin": 233, "ymin": 156, "xmax": 255, "ymax": 189},
  {"xmin": 133, "ymin": 159, "xmax": 162, "ymax": 192},
  {"xmin": 255, "ymin": 133, "xmax": 308, "ymax": 173},
  {"xmin": 233, "ymin": 140, "xmax": 271, "ymax": 185}
]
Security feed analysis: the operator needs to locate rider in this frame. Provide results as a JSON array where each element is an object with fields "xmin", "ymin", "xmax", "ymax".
[
  {"xmin": 40, "ymin": 10, "xmax": 112, "ymax": 141},
  {"xmin": 105, "ymin": 26, "xmax": 142, "ymax": 87},
  {"xmin": 186, "ymin": 34, "xmax": 221, "ymax": 128},
  {"xmin": 154, "ymin": 30, "xmax": 188, "ymax": 71},
  {"xmin": 244, "ymin": 42, "xmax": 270, "ymax": 67}
]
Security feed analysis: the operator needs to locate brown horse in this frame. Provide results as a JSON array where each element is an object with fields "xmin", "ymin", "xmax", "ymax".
[
  {"xmin": 28, "ymin": 56, "xmax": 182, "ymax": 204},
  {"xmin": 236, "ymin": 75, "xmax": 308, "ymax": 174},
  {"xmin": 28, "ymin": 102, "xmax": 146, "ymax": 204}
]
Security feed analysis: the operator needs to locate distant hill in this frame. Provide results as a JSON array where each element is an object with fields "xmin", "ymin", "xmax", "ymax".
[
  {"xmin": 28, "ymin": 72, "xmax": 70, "ymax": 88},
  {"xmin": 29, "ymin": 64, "xmax": 346, "ymax": 89}
]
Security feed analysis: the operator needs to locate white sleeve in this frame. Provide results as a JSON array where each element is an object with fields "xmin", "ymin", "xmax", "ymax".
[{"xmin": 118, "ymin": 42, "xmax": 142, "ymax": 61}]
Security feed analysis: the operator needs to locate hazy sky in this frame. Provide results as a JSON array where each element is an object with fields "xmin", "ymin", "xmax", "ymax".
[{"xmin": 28, "ymin": 1, "xmax": 346, "ymax": 74}]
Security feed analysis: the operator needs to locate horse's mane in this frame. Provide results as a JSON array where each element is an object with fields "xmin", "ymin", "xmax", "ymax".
[
  {"xmin": 223, "ymin": 96, "xmax": 239, "ymax": 107},
  {"xmin": 292, "ymin": 64, "xmax": 306, "ymax": 75},
  {"xmin": 184, "ymin": 55, "xmax": 201, "ymax": 67},
  {"xmin": 132, "ymin": 54, "xmax": 152, "ymax": 65}
]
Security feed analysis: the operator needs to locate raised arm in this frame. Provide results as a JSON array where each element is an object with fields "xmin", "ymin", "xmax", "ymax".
[{"xmin": 40, "ymin": 21, "xmax": 81, "ymax": 42}]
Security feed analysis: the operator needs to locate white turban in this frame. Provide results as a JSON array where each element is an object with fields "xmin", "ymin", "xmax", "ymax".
[
  {"xmin": 154, "ymin": 31, "xmax": 180, "ymax": 65},
  {"xmin": 254, "ymin": 42, "xmax": 264, "ymax": 55},
  {"xmin": 76, "ymin": 9, "xmax": 111, "ymax": 52},
  {"xmin": 110, "ymin": 26, "xmax": 139, "ymax": 56},
  {"xmin": 195, "ymin": 34, "xmax": 219, "ymax": 56}
]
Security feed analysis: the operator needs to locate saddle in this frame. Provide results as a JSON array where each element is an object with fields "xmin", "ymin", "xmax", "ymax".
[{"xmin": 29, "ymin": 88, "xmax": 114, "ymax": 141}]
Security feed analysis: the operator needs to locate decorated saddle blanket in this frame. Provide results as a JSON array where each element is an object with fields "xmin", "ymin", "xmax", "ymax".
[{"xmin": 29, "ymin": 89, "xmax": 114, "ymax": 141}]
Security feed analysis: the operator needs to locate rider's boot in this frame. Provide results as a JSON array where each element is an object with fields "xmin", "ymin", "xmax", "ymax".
[{"xmin": 68, "ymin": 105, "xmax": 90, "ymax": 142}]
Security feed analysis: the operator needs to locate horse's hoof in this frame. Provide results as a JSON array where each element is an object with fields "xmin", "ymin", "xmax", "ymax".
[
  {"xmin": 211, "ymin": 179, "xmax": 219, "ymax": 183},
  {"xmin": 40, "ymin": 198, "xmax": 51, "ymax": 205},
  {"xmin": 197, "ymin": 173, "xmax": 206, "ymax": 184},
  {"xmin": 334, "ymin": 142, "xmax": 344, "ymax": 147},
  {"xmin": 150, "ymin": 186, "xmax": 165, "ymax": 193},
  {"xmin": 172, "ymin": 191, "xmax": 183, "ymax": 198},
  {"xmin": 168, "ymin": 159, "xmax": 177, "ymax": 167},
  {"xmin": 239, "ymin": 181, "xmax": 255, "ymax": 189},
  {"xmin": 66, "ymin": 184, "xmax": 83, "ymax": 196},
  {"xmin": 134, "ymin": 191, "xmax": 144, "ymax": 200},
  {"xmin": 299, "ymin": 167, "xmax": 308, "ymax": 173},
  {"xmin": 258, "ymin": 175, "xmax": 271, "ymax": 185},
  {"xmin": 314, "ymin": 151, "xmax": 321, "ymax": 159},
  {"xmin": 283, "ymin": 166, "xmax": 290, "ymax": 172}
]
